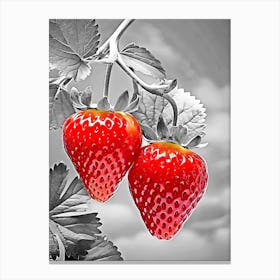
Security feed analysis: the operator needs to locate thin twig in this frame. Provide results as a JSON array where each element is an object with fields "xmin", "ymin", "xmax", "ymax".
[
  {"xmin": 130, "ymin": 68, "xmax": 139, "ymax": 101},
  {"xmin": 96, "ymin": 19, "xmax": 135, "ymax": 57},
  {"xmin": 116, "ymin": 54, "xmax": 171, "ymax": 93},
  {"xmin": 161, "ymin": 95, "xmax": 178, "ymax": 126},
  {"xmin": 103, "ymin": 63, "xmax": 113, "ymax": 97},
  {"xmin": 132, "ymin": 79, "xmax": 139, "ymax": 95},
  {"xmin": 117, "ymin": 55, "xmax": 178, "ymax": 126},
  {"xmin": 94, "ymin": 19, "xmax": 178, "ymax": 126}
]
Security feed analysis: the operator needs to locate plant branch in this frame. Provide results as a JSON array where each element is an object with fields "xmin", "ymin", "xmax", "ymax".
[
  {"xmin": 103, "ymin": 63, "xmax": 113, "ymax": 97},
  {"xmin": 161, "ymin": 95, "xmax": 178, "ymax": 126},
  {"xmin": 117, "ymin": 54, "xmax": 173, "ymax": 93},
  {"xmin": 117, "ymin": 54, "xmax": 178, "ymax": 126},
  {"xmin": 132, "ymin": 79, "xmax": 139, "ymax": 95},
  {"xmin": 131, "ymin": 78, "xmax": 139, "ymax": 102},
  {"xmin": 93, "ymin": 18, "xmax": 178, "ymax": 126},
  {"xmin": 95, "ymin": 19, "xmax": 135, "ymax": 62},
  {"xmin": 129, "ymin": 68, "xmax": 139, "ymax": 101}
]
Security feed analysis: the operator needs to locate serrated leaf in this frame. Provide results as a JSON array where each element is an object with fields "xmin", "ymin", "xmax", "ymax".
[
  {"xmin": 97, "ymin": 97, "xmax": 111, "ymax": 111},
  {"xmin": 52, "ymin": 213, "xmax": 102, "ymax": 236},
  {"xmin": 114, "ymin": 91, "xmax": 129, "ymax": 111},
  {"xmin": 81, "ymin": 236, "xmax": 123, "ymax": 261},
  {"xmin": 162, "ymin": 87, "xmax": 207, "ymax": 141},
  {"xmin": 49, "ymin": 83, "xmax": 75, "ymax": 130},
  {"xmin": 49, "ymin": 163, "xmax": 69, "ymax": 211},
  {"xmin": 50, "ymin": 219, "xmax": 94, "ymax": 259},
  {"xmin": 121, "ymin": 43, "xmax": 166, "ymax": 79},
  {"xmin": 157, "ymin": 115, "xmax": 169, "ymax": 139},
  {"xmin": 140, "ymin": 124, "xmax": 158, "ymax": 140},
  {"xmin": 132, "ymin": 86, "xmax": 206, "ymax": 144},
  {"xmin": 49, "ymin": 19, "xmax": 100, "ymax": 81},
  {"xmin": 131, "ymin": 88, "xmax": 168, "ymax": 131},
  {"xmin": 49, "ymin": 163, "xmax": 123, "ymax": 261},
  {"xmin": 49, "ymin": 177, "xmax": 89, "ymax": 216}
]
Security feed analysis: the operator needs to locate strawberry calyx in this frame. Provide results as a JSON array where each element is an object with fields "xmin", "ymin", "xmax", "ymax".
[
  {"xmin": 140, "ymin": 115, "xmax": 207, "ymax": 149},
  {"xmin": 69, "ymin": 86, "xmax": 140, "ymax": 114}
]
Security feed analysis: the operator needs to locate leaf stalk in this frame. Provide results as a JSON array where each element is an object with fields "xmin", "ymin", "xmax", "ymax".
[
  {"xmin": 94, "ymin": 19, "xmax": 178, "ymax": 126},
  {"xmin": 117, "ymin": 54, "xmax": 178, "ymax": 126},
  {"xmin": 103, "ymin": 63, "xmax": 113, "ymax": 97},
  {"xmin": 95, "ymin": 19, "xmax": 135, "ymax": 63}
]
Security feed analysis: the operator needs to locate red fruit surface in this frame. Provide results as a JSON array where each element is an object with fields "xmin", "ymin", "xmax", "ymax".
[
  {"xmin": 128, "ymin": 142, "xmax": 208, "ymax": 240},
  {"xmin": 63, "ymin": 109, "xmax": 142, "ymax": 202}
]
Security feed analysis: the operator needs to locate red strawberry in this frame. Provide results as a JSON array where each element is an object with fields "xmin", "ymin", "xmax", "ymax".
[
  {"xmin": 63, "ymin": 109, "xmax": 142, "ymax": 202},
  {"xmin": 128, "ymin": 141, "xmax": 208, "ymax": 240}
]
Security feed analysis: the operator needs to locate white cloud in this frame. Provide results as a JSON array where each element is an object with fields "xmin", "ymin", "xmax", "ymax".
[
  {"xmin": 192, "ymin": 77, "xmax": 230, "ymax": 112},
  {"xmin": 140, "ymin": 25, "xmax": 177, "ymax": 61},
  {"xmin": 88, "ymin": 201, "xmax": 146, "ymax": 239},
  {"xmin": 115, "ymin": 227, "xmax": 230, "ymax": 261},
  {"xmin": 86, "ymin": 184, "xmax": 230, "ymax": 261},
  {"xmin": 133, "ymin": 23, "xmax": 197, "ymax": 81},
  {"xmin": 189, "ymin": 189, "xmax": 229, "ymax": 222}
]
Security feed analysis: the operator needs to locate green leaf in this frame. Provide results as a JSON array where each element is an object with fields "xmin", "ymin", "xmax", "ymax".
[
  {"xmin": 52, "ymin": 213, "xmax": 101, "ymax": 236},
  {"xmin": 132, "ymin": 86, "xmax": 206, "ymax": 145},
  {"xmin": 171, "ymin": 125, "xmax": 188, "ymax": 145},
  {"xmin": 49, "ymin": 163, "xmax": 123, "ymax": 261},
  {"xmin": 49, "ymin": 219, "xmax": 94, "ymax": 259},
  {"xmin": 49, "ymin": 19, "xmax": 100, "ymax": 81},
  {"xmin": 49, "ymin": 83, "xmax": 75, "ymax": 130},
  {"xmin": 81, "ymin": 236, "xmax": 123, "ymax": 261},
  {"xmin": 80, "ymin": 86, "xmax": 93, "ymax": 107},
  {"xmin": 97, "ymin": 97, "xmax": 111, "ymax": 111},
  {"xmin": 157, "ymin": 115, "xmax": 169, "ymax": 139},
  {"xmin": 162, "ymin": 87, "xmax": 207, "ymax": 142},
  {"xmin": 186, "ymin": 135, "xmax": 203, "ymax": 149},
  {"xmin": 140, "ymin": 124, "xmax": 158, "ymax": 141},
  {"xmin": 114, "ymin": 91, "xmax": 129, "ymax": 111},
  {"xmin": 70, "ymin": 87, "xmax": 82, "ymax": 105},
  {"xmin": 49, "ymin": 163, "xmax": 96, "ymax": 259},
  {"xmin": 125, "ymin": 96, "xmax": 140, "ymax": 113},
  {"xmin": 131, "ymin": 87, "xmax": 168, "ymax": 131},
  {"xmin": 121, "ymin": 43, "xmax": 166, "ymax": 79},
  {"xmin": 49, "ymin": 176, "xmax": 90, "ymax": 217},
  {"xmin": 49, "ymin": 162, "xmax": 69, "ymax": 211}
]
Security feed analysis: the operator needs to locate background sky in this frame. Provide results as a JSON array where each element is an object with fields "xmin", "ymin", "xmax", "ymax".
[{"xmin": 49, "ymin": 19, "xmax": 230, "ymax": 261}]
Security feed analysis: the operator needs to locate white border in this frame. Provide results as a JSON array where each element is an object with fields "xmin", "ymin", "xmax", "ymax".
[{"xmin": 0, "ymin": 0, "xmax": 279, "ymax": 279}]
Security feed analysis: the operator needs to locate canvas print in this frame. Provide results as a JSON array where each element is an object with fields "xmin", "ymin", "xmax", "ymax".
[{"xmin": 49, "ymin": 19, "xmax": 230, "ymax": 262}]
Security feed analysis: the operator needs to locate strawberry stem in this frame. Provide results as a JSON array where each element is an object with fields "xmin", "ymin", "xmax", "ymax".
[
  {"xmin": 93, "ymin": 19, "xmax": 178, "ymax": 125},
  {"xmin": 117, "ymin": 55, "xmax": 178, "ymax": 126},
  {"xmin": 115, "ymin": 19, "xmax": 135, "ymax": 41},
  {"xmin": 132, "ymin": 79, "xmax": 138, "ymax": 95},
  {"xmin": 103, "ymin": 63, "xmax": 113, "ymax": 97},
  {"xmin": 130, "ymin": 68, "xmax": 139, "ymax": 101},
  {"xmin": 161, "ymin": 94, "xmax": 178, "ymax": 126},
  {"xmin": 117, "ymin": 54, "xmax": 172, "ymax": 92},
  {"xmin": 95, "ymin": 19, "xmax": 135, "ymax": 63}
]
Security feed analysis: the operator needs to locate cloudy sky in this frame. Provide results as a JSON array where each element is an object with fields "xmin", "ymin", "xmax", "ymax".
[{"xmin": 49, "ymin": 19, "xmax": 230, "ymax": 262}]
